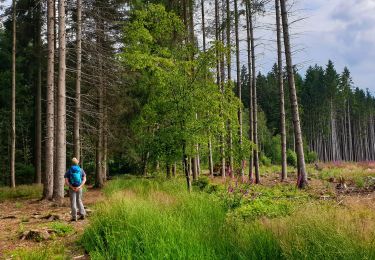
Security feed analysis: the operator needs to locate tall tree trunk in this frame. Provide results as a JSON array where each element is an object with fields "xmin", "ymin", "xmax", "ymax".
[
  {"xmin": 245, "ymin": 0, "xmax": 253, "ymax": 181},
  {"xmin": 275, "ymin": 0, "xmax": 287, "ymax": 181},
  {"xmin": 172, "ymin": 162, "xmax": 177, "ymax": 177},
  {"xmin": 95, "ymin": 47, "xmax": 104, "ymax": 188},
  {"xmin": 196, "ymin": 144, "xmax": 201, "ymax": 176},
  {"xmin": 43, "ymin": 0, "xmax": 55, "ymax": 199},
  {"xmin": 192, "ymin": 157, "xmax": 197, "ymax": 181},
  {"xmin": 142, "ymin": 151, "xmax": 149, "ymax": 176},
  {"xmin": 103, "ymin": 117, "xmax": 108, "ymax": 181},
  {"xmin": 34, "ymin": 3, "xmax": 42, "ymax": 184},
  {"xmin": 226, "ymin": 0, "xmax": 234, "ymax": 175},
  {"xmin": 234, "ymin": 0, "xmax": 244, "ymax": 178},
  {"xmin": 249, "ymin": 2, "xmax": 260, "ymax": 184},
  {"xmin": 183, "ymin": 142, "xmax": 191, "ymax": 191},
  {"xmin": 10, "ymin": 0, "xmax": 16, "ymax": 188},
  {"xmin": 215, "ymin": 0, "xmax": 226, "ymax": 178},
  {"xmin": 73, "ymin": 0, "xmax": 82, "ymax": 161},
  {"xmin": 280, "ymin": 0, "xmax": 308, "ymax": 188},
  {"xmin": 54, "ymin": 0, "xmax": 67, "ymax": 202},
  {"xmin": 347, "ymin": 101, "xmax": 353, "ymax": 161},
  {"xmin": 201, "ymin": 0, "xmax": 214, "ymax": 177},
  {"xmin": 201, "ymin": 0, "xmax": 206, "ymax": 52},
  {"xmin": 166, "ymin": 164, "xmax": 171, "ymax": 179},
  {"xmin": 208, "ymin": 135, "xmax": 214, "ymax": 177}
]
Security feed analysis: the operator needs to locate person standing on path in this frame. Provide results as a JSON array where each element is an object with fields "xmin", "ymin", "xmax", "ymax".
[{"xmin": 65, "ymin": 157, "xmax": 86, "ymax": 221}]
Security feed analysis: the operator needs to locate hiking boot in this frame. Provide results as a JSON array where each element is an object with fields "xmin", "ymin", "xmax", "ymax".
[
  {"xmin": 70, "ymin": 216, "xmax": 77, "ymax": 222},
  {"xmin": 78, "ymin": 215, "xmax": 85, "ymax": 220}
]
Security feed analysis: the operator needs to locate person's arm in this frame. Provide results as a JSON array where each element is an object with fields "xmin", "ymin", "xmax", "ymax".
[
  {"xmin": 65, "ymin": 177, "xmax": 76, "ymax": 191},
  {"xmin": 77, "ymin": 175, "xmax": 86, "ymax": 190},
  {"xmin": 76, "ymin": 170, "xmax": 86, "ymax": 190}
]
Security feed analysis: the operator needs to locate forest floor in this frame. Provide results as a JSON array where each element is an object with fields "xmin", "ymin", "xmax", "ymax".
[
  {"xmin": 0, "ymin": 162, "xmax": 375, "ymax": 259},
  {"xmin": 0, "ymin": 187, "xmax": 104, "ymax": 259}
]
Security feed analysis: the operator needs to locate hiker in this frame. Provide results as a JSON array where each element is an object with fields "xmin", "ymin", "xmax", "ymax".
[{"xmin": 64, "ymin": 157, "xmax": 87, "ymax": 221}]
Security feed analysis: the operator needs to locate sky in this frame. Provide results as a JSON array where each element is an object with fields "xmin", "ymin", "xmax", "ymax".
[
  {"xmin": 257, "ymin": 0, "xmax": 375, "ymax": 93},
  {"xmin": 1, "ymin": 0, "xmax": 375, "ymax": 92}
]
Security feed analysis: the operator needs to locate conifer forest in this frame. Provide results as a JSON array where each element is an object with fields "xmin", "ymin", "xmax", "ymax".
[{"xmin": 0, "ymin": 0, "xmax": 374, "ymax": 259}]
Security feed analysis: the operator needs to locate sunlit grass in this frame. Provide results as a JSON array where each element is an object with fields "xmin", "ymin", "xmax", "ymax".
[
  {"xmin": 81, "ymin": 176, "xmax": 375, "ymax": 259},
  {"xmin": 82, "ymin": 178, "xmax": 282, "ymax": 259},
  {"xmin": 0, "ymin": 184, "xmax": 42, "ymax": 202},
  {"xmin": 5, "ymin": 243, "xmax": 66, "ymax": 260}
]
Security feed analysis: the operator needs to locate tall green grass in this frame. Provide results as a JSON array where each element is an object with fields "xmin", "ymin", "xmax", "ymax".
[
  {"xmin": 267, "ymin": 204, "xmax": 375, "ymax": 260},
  {"xmin": 82, "ymin": 178, "xmax": 282, "ymax": 259},
  {"xmin": 5, "ymin": 243, "xmax": 66, "ymax": 260},
  {"xmin": 0, "ymin": 184, "xmax": 42, "ymax": 202},
  {"xmin": 82, "ymin": 177, "xmax": 375, "ymax": 260}
]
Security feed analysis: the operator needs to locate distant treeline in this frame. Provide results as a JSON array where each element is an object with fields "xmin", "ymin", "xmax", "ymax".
[{"xmin": 241, "ymin": 61, "xmax": 375, "ymax": 162}]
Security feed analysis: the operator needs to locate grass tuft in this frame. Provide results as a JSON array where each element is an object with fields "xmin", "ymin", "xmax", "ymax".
[{"xmin": 0, "ymin": 185, "xmax": 42, "ymax": 202}]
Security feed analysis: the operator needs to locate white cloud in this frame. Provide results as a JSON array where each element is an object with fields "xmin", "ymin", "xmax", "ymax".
[
  {"xmin": 249, "ymin": 0, "xmax": 375, "ymax": 92},
  {"xmin": 295, "ymin": 0, "xmax": 375, "ymax": 91}
]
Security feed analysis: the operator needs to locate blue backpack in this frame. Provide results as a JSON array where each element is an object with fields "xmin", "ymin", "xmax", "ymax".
[{"xmin": 69, "ymin": 165, "xmax": 82, "ymax": 187}]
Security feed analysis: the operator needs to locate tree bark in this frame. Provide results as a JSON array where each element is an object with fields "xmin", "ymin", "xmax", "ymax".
[
  {"xmin": 249, "ymin": 2, "xmax": 260, "ymax": 184},
  {"xmin": 43, "ymin": 0, "xmax": 55, "ymax": 200},
  {"xmin": 95, "ymin": 49, "xmax": 104, "ymax": 188},
  {"xmin": 73, "ymin": 0, "xmax": 82, "ymax": 161},
  {"xmin": 201, "ymin": 0, "xmax": 206, "ymax": 52},
  {"xmin": 34, "ymin": 2, "xmax": 42, "ymax": 184},
  {"xmin": 183, "ymin": 142, "xmax": 191, "ymax": 191},
  {"xmin": 208, "ymin": 135, "xmax": 214, "ymax": 177},
  {"xmin": 172, "ymin": 162, "xmax": 177, "ymax": 177},
  {"xmin": 201, "ymin": 0, "xmax": 214, "ymax": 177},
  {"xmin": 245, "ymin": 0, "xmax": 253, "ymax": 181},
  {"xmin": 10, "ymin": 0, "xmax": 16, "ymax": 188},
  {"xmin": 54, "ymin": 0, "xmax": 67, "ymax": 202},
  {"xmin": 215, "ymin": 0, "xmax": 226, "ymax": 178},
  {"xmin": 234, "ymin": 0, "xmax": 244, "ymax": 178},
  {"xmin": 166, "ymin": 164, "xmax": 171, "ymax": 179},
  {"xmin": 192, "ymin": 157, "xmax": 197, "ymax": 181},
  {"xmin": 275, "ymin": 0, "xmax": 287, "ymax": 181},
  {"xmin": 280, "ymin": 0, "xmax": 308, "ymax": 188}
]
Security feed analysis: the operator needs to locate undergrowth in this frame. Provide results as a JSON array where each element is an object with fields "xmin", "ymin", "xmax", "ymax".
[
  {"xmin": 5, "ymin": 243, "xmax": 66, "ymax": 260},
  {"xmin": 81, "ymin": 176, "xmax": 375, "ymax": 259},
  {"xmin": 0, "ymin": 185, "xmax": 42, "ymax": 202}
]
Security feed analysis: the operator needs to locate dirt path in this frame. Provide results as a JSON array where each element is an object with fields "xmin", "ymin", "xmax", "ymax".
[{"xmin": 0, "ymin": 187, "xmax": 104, "ymax": 259}]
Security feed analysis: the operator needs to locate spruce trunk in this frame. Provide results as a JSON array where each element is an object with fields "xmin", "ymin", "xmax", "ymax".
[
  {"xmin": 10, "ymin": 0, "xmax": 16, "ymax": 188},
  {"xmin": 43, "ymin": 0, "xmax": 55, "ymax": 199},
  {"xmin": 276, "ymin": 0, "xmax": 287, "ymax": 181},
  {"xmin": 280, "ymin": 0, "xmax": 308, "ymax": 188},
  {"xmin": 73, "ymin": 0, "xmax": 82, "ymax": 161},
  {"xmin": 54, "ymin": 0, "xmax": 67, "ymax": 203}
]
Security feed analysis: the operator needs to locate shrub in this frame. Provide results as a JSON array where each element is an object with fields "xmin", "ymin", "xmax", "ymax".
[
  {"xmin": 49, "ymin": 222, "xmax": 74, "ymax": 237},
  {"xmin": 306, "ymin": 151, "xmax": 318, "ymax": 163},
  {"xmin": 232, "ymin": 198, "xmax": 294, "ymax": 220},
  {"xmin": 287, "ymin": 149, "xmax": 297, "ymax": 167},
  {"xmin": 260, "ymin": 154, "xmax": 272, "ymax": 167},
  {"xmin": 192, "ymin": 176, "xmax": 209, "ymax": 191},
  {"xmin": 266, "ymin": 135, "xmax": 282, "ymax": 164}
]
